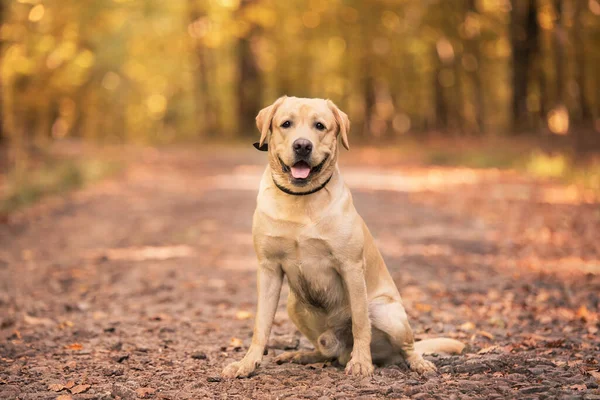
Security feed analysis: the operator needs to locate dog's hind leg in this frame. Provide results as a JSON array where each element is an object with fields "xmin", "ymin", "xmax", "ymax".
[
  {"xmin": 274, "ymin": 292, "xmax": 331, "ymax": 364},
  {"xmin": 369, "ymin": 297, "xmax": 436, "ymax": 374}
]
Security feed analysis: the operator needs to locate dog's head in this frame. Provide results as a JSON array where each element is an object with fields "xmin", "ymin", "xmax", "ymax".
[{"xmin": 254, "ymin": 96, "xmax": 350, "ymax": 192}]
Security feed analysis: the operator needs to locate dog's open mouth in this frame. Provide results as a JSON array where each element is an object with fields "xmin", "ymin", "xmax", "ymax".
[
  {"xmin": 278, "ymin": 155, "xmax": 329, "ymax": 184},
  {"xmin": 291, "ymin": 161, "xmax": 311, "ymax": 179}
]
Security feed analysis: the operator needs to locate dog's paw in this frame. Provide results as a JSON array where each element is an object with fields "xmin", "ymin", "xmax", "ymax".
[
  {"xmin": 344, "ymin": 357, "xmax": 374, "ymax": 377},
  {"xmin": 221, "ymin": 360, "xmax": 258, "ymax": 378},
  {"xmin": 408, "ymin": 356, "xmax": 436, "ymax": 374}
]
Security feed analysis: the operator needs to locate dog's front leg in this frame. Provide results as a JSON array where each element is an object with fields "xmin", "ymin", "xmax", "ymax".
[
  {"xmin": 340, "ymin": 260, "xmax": 374, "ymax": 377},
  {"xmin": 222, "ymin": 263, "xmax": 283, "ymax": 378}
]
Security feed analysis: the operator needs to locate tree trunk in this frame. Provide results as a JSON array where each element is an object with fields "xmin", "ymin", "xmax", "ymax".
[
  {"xmin": 434, "ymin": 49, "xmax": 448, "ymax": 132},
  {"xmin": 188, "ymin": 1, "xmax": 218, "ymax": 137},
  {"xmin": 573, "ymin": 1, "xmax": 591, "ymax": 121},
  {"xmin": 0, "ymin": 0, "xmax": 4, "ymax": 144},
  {"xmin": 510, "ymin": 0, "xmax": 539, "ymax": 133},
  {"xmin": 572, "ymin": 0, "xmax": 597, "ymax": 155},
  {"xmin": 466, "ymin": 0, "xmax": 484, "ymax": 134},
  {"xmin": 553, "ymin": 0, "xmax": 565, "ymax": 107},
  {"xmin": 237, "ymin": 0, "xmax": 262, "ymax": 136}
]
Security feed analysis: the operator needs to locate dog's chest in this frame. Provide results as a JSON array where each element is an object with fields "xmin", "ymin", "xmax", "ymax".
[{"xmin": 257, "ymin": 222, "xmax": 346, "ymax": 311}]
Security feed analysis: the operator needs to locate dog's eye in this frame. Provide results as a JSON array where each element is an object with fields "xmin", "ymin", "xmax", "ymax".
[
  {"xmin": 281, "ymin": 121, "xmax": 291, "ymax": 128},
  {"xmin": 315, "ymin": 122, "xmax": 326, "ymax": 131}
]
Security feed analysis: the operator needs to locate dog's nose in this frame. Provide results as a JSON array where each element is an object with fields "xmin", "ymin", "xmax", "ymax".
[{"xmin": 293, "ymin": 139, "xmax": 313, "ymax": 157}]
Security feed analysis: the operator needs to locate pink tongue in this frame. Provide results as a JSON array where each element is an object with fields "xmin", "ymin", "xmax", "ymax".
[{"xmin": 291, "ymin": 163, "xmax": 311, "ymax": 179}]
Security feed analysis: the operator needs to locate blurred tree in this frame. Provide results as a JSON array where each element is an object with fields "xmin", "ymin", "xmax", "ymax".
[
  {"xmin": 0, "ymin": 0, "xmax": 597, "ymax": 154},
  {"xmin": 188, "ymin": 0, "xmax": 219, "ymax": 137},
  {"xmin": 572, "ymin": 0, "xmax": 599, "ymax": 154},
  {"xmin": 511, "ymin": 0, "xmax": 539, "ymax": 133},
  {"xmin": 465, "ymin": 0, "xmax": 484, "ymax": 134},
  {"xmin": 553, "ymin": 0, "xmax": 565, "ymax": 111},
  {"xmin": 236, "ymin": 0, "xmax": 262, "ymax": 135},
  {"xmin": 0, "ymin": 0, "xmax": 4, "ymax": 144}
]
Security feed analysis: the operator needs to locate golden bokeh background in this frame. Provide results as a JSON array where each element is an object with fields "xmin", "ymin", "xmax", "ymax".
[{"xmin": 3, "ymin": 0, "xmax": 600, "ymax": 144}]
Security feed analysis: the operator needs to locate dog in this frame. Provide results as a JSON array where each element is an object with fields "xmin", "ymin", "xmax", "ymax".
[{"xmin": 222, "ymin": 96, "xmax": 464, "ymax": 378}]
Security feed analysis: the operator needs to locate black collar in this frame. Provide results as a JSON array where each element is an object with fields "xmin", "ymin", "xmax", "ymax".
[{"xmin": 272, "ymin": 173, "xmax": 333, "ymax": 196}]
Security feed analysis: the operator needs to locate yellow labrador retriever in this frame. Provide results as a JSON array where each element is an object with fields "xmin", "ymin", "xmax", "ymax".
[{"xmin": 222, "ymin": 96, "xmax": 464, "ymax": 378}]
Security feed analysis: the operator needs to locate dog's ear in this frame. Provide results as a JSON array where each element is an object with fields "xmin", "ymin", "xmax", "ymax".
[
  {"xmin": 327, "ymin": 100, "xmax": 350, "ymax": 150},
  {"xmin": 255, "ymin": 95, "xmax": 287, "ymax": 149},
  {"xmin": 253, "ymin": 142, "xmax": 268, "ymax": 151}
]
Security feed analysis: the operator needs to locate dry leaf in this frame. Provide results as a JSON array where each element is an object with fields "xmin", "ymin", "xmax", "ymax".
[
  {"xmin": 136, "ymin": 387, "xmax": 157, "ymax": 398},
  {"xmin": 70, "ymin": 384, "xmax": 90, "ymax": 394},
  {"xmin": 24, "ymin": 314, "xmax": 55, "ymax": 327},
  {"xmin": 588, "ymin": 370, "xmax": 600, "ymax": 384},
  {"xmin": 65, "ymin": 343, "xmax": 83, "ymax": 351},
  {"xmin": 235, "ymin": 310, "xmax": 253, "ymax": 320},
  {"xmin": 48, "ymin": 383, "xmax": 65, "ymax": 392},
  {"xmin": 477, "ymin": 330, "xmax": 494, "ymax": 340},
  {"xmin": 414, "ymin": 303, "xmax": 432, "ymax": 312},
  {"xmin": 576, "ymin": 306, "xmax": 590, "ymax": 322},
  {"xmin": 460, "ymin": 321, "xmax": 476, "ymax": 331},
  {"xmin": 230, "ymin": 337, "xmax": 243, "ymax": 348},
  {"xmin": 59, "ymin": 320, "xmax": 74, "ymax": 329},
  {"xmin": 56, "ymin": 395, "xmax": 73, "ymax": 400},
  {"xmin": 477, "ymin": 345, "xmax": 500, "ymax": 354},
  {"xmin": 570, "ymin": 384, "xmax": 586, "ymax": 391},
  {"xmin": 64, "ymin": 361, "xmax": 77, "ymax": 370},
  {"xmin": 64, "ymin": 381, "xmax": 75, "ymax": 389}
]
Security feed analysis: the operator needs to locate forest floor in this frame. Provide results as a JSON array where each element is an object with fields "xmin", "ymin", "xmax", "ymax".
[{"xmin": 1, "ymin": 146, "xmax": 599, "ymax": 399}]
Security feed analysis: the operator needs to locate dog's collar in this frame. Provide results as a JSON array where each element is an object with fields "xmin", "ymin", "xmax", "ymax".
[{"xmin": 272, "ymin": 173, "xmax": 333, "ymax": 196}]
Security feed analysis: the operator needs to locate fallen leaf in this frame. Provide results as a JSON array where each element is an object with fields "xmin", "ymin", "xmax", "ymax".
[
  {"xmin": 588, "ymin": 370, "xmax": 600, "ymax": 384},
  {"xmin": 477, "ymin": 330, "xmax": 494, "ymax": 340},
  {"xmin": 65, "ymin": 343, "xmax": 83, "ymax": 351},
  {"xmin": 230, "ymin": 337, "xmax": 243, "ymax": 348},
  {"xmin": 56, "ymin": 395, "xmax": 73, "ymax": 400},
  {"xmin": 477, "ymin": 345, "xmax": 499, "ymax": 354},
  {"xmin": 70, "ymin": 384, "xmax": 90, "ymax": 394},
  {"xmin": 545, "ymin": 338, "xmax": 565, "ymax": 348},
  {"xmin": 64, "ymin": 360, "xmax": 77, "ymax": 370},
  {"xmin": 460, "ymin": 321, "xmax": 476, "ymax": 331},
  {"xmin": 136, "ymin": 387, "xmax": 157, "ymax": 398},
  {"xmin": 58, "ymin": 320, "xmax": 74, "ymax": 329},
  {"xmin": 522, "ymin": 337, "xmax": 538, "ymax": 348},
  {"xmin": 576, "ymin": 306, "xmax": 590, "ymax": 322},
  {"xmin": 48, "ymin": 383, "xmax": 65, "ymax": 392},
  {"xmin": 24, "ymin": 314, "xmax": 55, "ymax": 327},
  {"xmin": 414, "ymin": 303, "xmax": 432, "ymax": 312},
  {"xmin": 64, "ymin": 381, "xmax": 75, "ymax": 389},
  {"xmin": 235, "ymin": 310, "xmax": 253, "ymax": 320}
]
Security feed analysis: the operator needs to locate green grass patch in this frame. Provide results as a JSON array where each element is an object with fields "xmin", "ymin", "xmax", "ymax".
[
  {"xmin": 1, "ymin": 158, "xmax": 121, "ymax": 214},
  {"xmin": 525, "ymin": 151, "xmax": 600, "ymax": 193},
  {"xmin": 414, "ymin": 137, "xmax": 600, "ymax": 196}
]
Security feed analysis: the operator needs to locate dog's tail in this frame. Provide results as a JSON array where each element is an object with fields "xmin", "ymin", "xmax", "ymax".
[{"xmin": 414, "ymin": 338, "xmax": 465, "ymax": 355}]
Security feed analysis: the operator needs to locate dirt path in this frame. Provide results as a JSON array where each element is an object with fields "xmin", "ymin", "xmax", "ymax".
[{"xmin": 1, "ymin": 147, "xmax": 599, "ymax": 399}]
